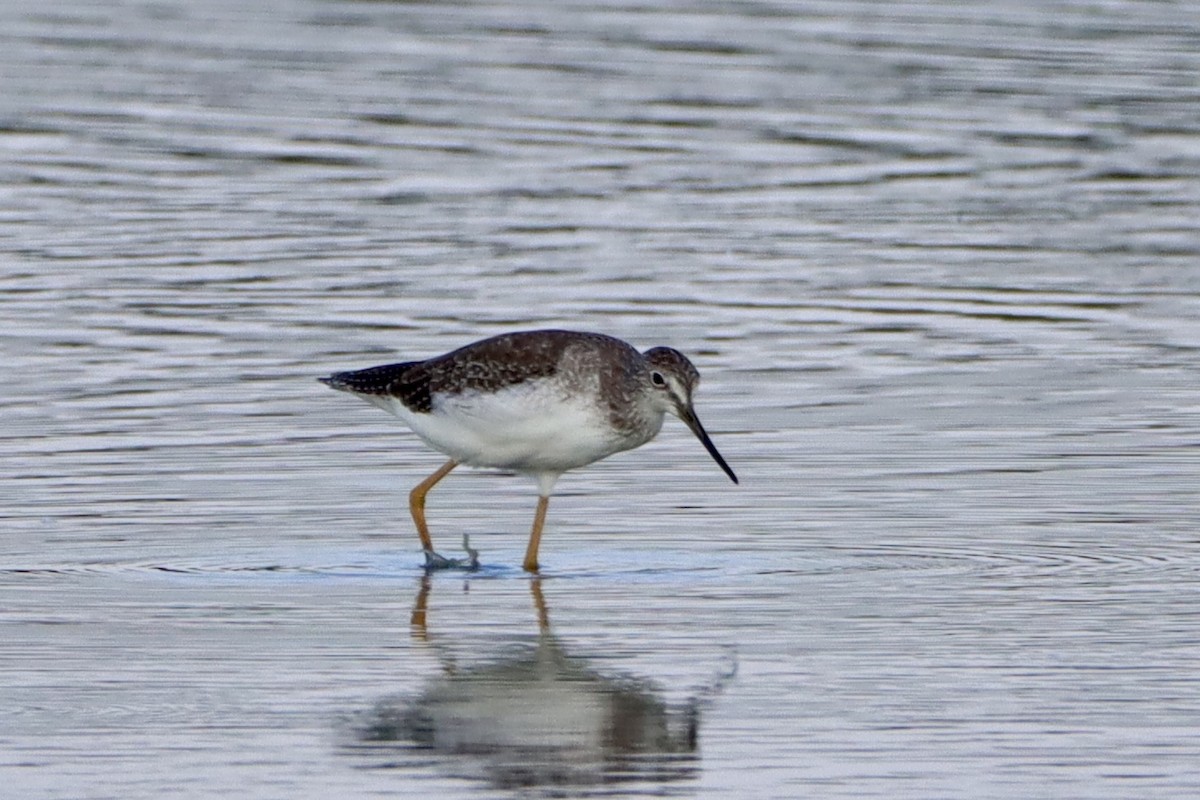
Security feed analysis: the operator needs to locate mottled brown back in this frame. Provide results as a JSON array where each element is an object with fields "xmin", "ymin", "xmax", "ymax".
[{"xmin": 321, "ymin": 330, "xmax": 636, "ymax": 414}]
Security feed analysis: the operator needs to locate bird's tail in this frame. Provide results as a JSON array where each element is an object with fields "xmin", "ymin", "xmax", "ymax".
[{"xmin": 318, "ymin": 361, "xmax": 419, "ymax": 395}]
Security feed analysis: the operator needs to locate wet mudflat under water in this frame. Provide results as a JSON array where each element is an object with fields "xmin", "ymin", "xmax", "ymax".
[{"xmin": 2, "ymin": 0, "xmax": 1200, "ymax": 797}]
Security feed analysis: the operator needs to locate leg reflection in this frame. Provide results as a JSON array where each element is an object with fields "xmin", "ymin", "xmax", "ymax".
[{"xmin": 354, "ymin": 577, "xmax": 713, "ymax": 789}]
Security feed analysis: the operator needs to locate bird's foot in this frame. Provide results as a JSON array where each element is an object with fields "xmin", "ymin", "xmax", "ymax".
[{"xmin": 422, "ymin": 534, "xmax": 480, "ymax": 571}]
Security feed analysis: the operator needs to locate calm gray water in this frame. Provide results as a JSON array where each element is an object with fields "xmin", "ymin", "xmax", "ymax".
[{"xmin": 2, "ymin": 0, "xmax": 1199, "ymax": 797}]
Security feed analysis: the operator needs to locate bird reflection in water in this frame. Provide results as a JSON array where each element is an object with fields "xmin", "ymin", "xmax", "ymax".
[{"xmin": 350, "ymin": 578, "xmax": 733, "ymax": 791}]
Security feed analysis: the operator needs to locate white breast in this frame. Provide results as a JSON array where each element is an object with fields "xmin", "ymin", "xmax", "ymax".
[{"xmin": 374, "ymin": 378, "xmax": 653, "ymax": 474}]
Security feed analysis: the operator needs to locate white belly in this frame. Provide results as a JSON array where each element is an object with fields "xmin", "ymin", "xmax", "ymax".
[{"xmin": 370, "ymin": 378, "xmax": 653, "ymax": 474}]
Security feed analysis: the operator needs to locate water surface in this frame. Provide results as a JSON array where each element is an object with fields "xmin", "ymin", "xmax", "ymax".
[{"xmin": 2, "ymin": 1, "xmax": 1199, "ymax": 798}]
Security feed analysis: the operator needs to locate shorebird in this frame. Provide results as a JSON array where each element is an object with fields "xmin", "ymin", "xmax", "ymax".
[{"xmin": 319, "ymin": 329, "xmax": 737, "ymax": 572}]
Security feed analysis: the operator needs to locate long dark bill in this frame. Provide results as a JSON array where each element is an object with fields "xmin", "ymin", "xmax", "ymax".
[{"xmin": 679, "ymin": 405, "xmax": 739, "ymax": 485}]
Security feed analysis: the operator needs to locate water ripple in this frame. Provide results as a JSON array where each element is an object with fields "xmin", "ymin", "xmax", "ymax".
[{"xmin": 5, "ymin": 0, "xmax": 1200, "ymax": 797}]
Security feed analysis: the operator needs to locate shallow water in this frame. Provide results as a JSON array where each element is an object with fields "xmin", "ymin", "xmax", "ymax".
[{"xmin": 3, "ymin": 0, "xmax": 1200, "ymax": 798}]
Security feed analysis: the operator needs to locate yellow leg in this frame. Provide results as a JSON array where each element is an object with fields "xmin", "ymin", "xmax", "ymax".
[
  {"xmin": 522, "ymin": 495, "xmax": 550, "ymax": 573},
  {"xmin": 409, "ymin": 459, "xmax": 457, "ymax": 553}
]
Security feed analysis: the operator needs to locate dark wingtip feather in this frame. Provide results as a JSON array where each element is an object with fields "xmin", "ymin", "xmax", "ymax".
[{"xmin": 317, "ymin": 362, "xmax": 423, "ymax": 402}]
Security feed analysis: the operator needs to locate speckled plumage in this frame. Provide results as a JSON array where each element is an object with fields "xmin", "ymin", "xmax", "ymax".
[
  {"xmin": 322, "ymin": 330, "xmax": 666, "ymax": 434},
  {"xmin": 319, "ymin": 329, "xmax": 736, "ymax": 572}
]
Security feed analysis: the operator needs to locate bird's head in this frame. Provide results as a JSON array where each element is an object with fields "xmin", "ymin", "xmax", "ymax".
[{"xmin": 643, "ymin": 347, "xmax": 737, "ymax": 485}]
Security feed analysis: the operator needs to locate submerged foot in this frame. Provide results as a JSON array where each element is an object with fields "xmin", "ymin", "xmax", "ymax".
[{"xmin": 422, "ymin": 534, "xmax": 480, "ymax": 571}]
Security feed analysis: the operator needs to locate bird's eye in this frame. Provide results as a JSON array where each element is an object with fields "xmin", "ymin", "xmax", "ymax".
[{"xmin": 650, "ymin": 371, "xmax": 667, "ymax": 387}]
